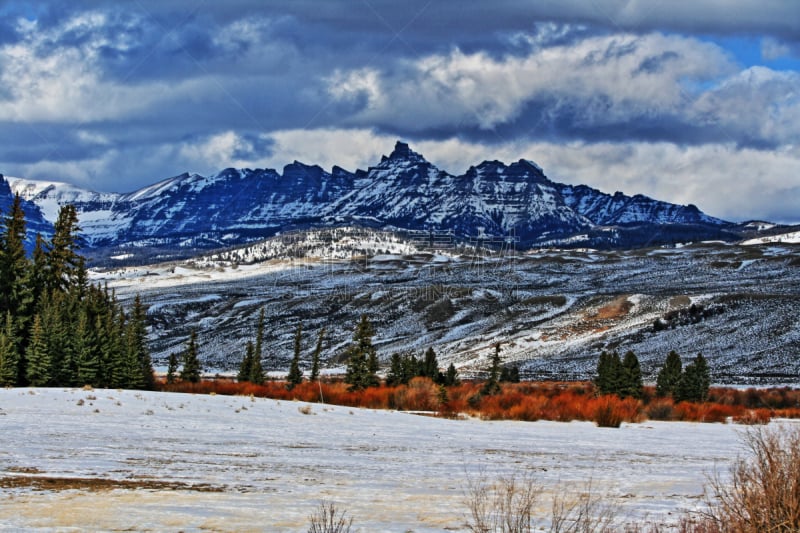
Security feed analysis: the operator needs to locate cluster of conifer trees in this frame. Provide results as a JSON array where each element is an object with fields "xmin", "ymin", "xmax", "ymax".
[
  {"xmin": 386, "ymin": 347, "xmax": 459, "ymax": 387},
  {"xmin": 235, "ymin": 309, "xmax": 326, "ymax": 389},
  {"xmin": 595, "ymin": 349, "xmax": 710, "ymax": 402},
  {"xmin": 595, "ymin": 350, "xmax": 644, "ymax": 398},
  {"xmin": 655, "ymin": 350, "xmax": 711, "ymax": 402},
  {"xmin": 0, "ymin": 196, "xmax": 153, "ymax": 389}
]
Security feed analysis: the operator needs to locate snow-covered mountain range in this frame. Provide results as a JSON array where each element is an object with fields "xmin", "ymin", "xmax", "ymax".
[{"xmin": 0, "ymin": 141, "xmax": 748, "ymax": 257}]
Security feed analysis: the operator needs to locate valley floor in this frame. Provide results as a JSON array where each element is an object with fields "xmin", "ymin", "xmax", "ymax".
[{"xmin": 2, "ymin": 388, "xmax": 791, "ymax": 531}]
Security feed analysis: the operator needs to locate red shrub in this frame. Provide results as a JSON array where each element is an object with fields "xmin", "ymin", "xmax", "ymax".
[{"xmin": 508, "ymin": 395, "xmax": 548, "ymax": 421}]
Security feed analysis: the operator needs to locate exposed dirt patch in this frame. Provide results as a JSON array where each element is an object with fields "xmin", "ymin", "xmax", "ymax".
[
  {"xmin": 593, "ymin": 296, "xmax": 634, "ymax": 320},
  {"xmin": 0, "ymin": 475, "xmax": 224, "ymax": 492}
]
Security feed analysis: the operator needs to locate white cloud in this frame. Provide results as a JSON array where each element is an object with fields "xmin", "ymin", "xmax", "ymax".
[{"xmin": 327, "ymin": 32, "xmax": 735, "ymax": 132}]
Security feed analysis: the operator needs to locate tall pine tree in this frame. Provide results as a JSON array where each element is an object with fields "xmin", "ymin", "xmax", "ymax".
[
  {"xmin": 287, "ymin": 324, "xmax": 303, "ymax": 389},
  {"xmin": 344, "ymin": 314, "xmax": 378, "ymax": 391},
  {"xmin": 238, "ymin": 341, "xmax": 254, "ymax": 383},
  {"xmin": 619, "ymin": 350, "xmax": 643, "ymax": 399},
  {"xmin": 482, "ymin": 344, "xmax": 502, "ymax": 396},
  {"xmin": 0, "ymin": 312, "xmax": 19, "ymax": 386},
  {"xmin": 180, "ymin": 330, "xmax": 201, "ymax": 383},
  {"xmin": 655, "ymin": 351, "xmax": 683, "ymax": 397},
  {"xmin": 25, "ymin": 314, "xmax": 51, "ymax": 386},
  {"xmin": 595, "ymin": 351, "xmax": 623, "ymax": 396}
]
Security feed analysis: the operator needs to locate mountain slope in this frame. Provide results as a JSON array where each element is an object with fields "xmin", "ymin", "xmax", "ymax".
[
  {"xmin": 9, "ymin": 142, "xmax": 734, "ymax": 256},
  {"xmin": 0, "ymin": 174, "xmax": 54, "ymax": 248}
]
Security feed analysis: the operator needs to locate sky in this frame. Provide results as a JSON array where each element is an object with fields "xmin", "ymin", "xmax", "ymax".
[{"xmin": 0, "ymin": 1, "xmax": 798, "ymax": 223}]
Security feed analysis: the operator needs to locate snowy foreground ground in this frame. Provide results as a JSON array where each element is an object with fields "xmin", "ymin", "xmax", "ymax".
[{"xmin": 0, "ymin": 388, "xmax": 790, "ymax": 532}]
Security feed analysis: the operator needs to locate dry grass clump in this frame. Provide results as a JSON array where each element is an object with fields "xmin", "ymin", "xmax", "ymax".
[{"xmin": 700, "ymin": 425, "xmax": 800, "ymax": 532}]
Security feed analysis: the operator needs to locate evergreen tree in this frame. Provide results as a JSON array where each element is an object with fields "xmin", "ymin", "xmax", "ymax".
[
  {"xmin": 444, "ymin": 362, "xmax": 460, "ymax": 386},
  {"xmin": 287, "ymin": 324, "xmax": 303, "ymax": 389},
  {"xmin": 29, "ymin": 233, "xmax": 47, "ymax": 309},
  {"xmin": 74, "ymin": 310, "xmax": 99, "ymax": 386},
  {"xmin": 180, "ymin": 330, "xmax": 201, "ymax": 383},
  {"xmin": 595, "ymin": 351, "xmax": 622, "ymax": 395},
  {"xmin": 125, "ymin": 295, "xmax": 154, "ymax": 389},
  {"xmin": 422, "ymin": 347, "xmax": 439, "ymax": 380},
  {"xmin": 655, "ymin": 351, "xmax": 683, "ymax": 397},
  {"xmin": 675, "ymin": 353, "xmax": 710, "ymax": 403},
  {"xmin": 237, "ymin": 341, "xmax": 254, "ymax": 382},
  {"xmin": 25, "ymin": 314, "xmax": 51, "ymax": 386},
  {"xmin": 0, "ymin": 312, "xmax": 19, "ymax": 386},
  {"xmin": 482, "ymin": 343, "xmax": 502, "ymax": 396},
  {"xmin": 0, "ymin": 195, "xmax": 34, "ymax": 344},
  {"xmin": 437, "ymin": 384, "xmax": 449, "ymax": 407},
  {"xmin": 386, "ymin": 353, "xmax": 403, "ymax": 386},
  {"xmin": 619, "ymin": 350, "xmax": 643, "ymax": 399},
  {"xmin": 166, "ymin": 352, "xmax": 179, "ymax": 384},
  {"xmin": 344, "ymin": 314, "xmax": 378, "ymax": 391},
  {"xmin": 309, "ymin": 327, "xmax": 324, "ymax": 382},
  {"xmin": 249, "ymin": 345, "xmax": 264, "ymax": 384},
  {"xmin": 401, "ymin": 354, "xmax": 419, "ymax": 384},
  {"xmin": 46, "ymin": 205, "xmax": 82, "ymax": 293}
]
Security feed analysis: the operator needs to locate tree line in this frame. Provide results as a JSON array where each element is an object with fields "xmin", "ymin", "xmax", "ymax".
[{"xmin": 0, "ymin": 196, "xmax": 154, "ymax": 389}]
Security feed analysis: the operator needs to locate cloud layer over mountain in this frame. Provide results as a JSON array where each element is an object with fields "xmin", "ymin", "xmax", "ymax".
[{"xmin": 0, "ymin": 1, "xmax": 798, "ymax": 222}]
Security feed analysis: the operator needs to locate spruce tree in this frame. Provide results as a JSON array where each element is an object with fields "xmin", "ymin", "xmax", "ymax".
[
  {"xmin": 422, "ymin": 347, "xmax": 439, "ymax": 380},
  {"xmin": 655, "ymin": 351, "xmax": 682, "ymax": 397},
  {"xmin": 309, "ymin": 327, "xmax": 324, "ymax": 382},
  {"xmin": 125, "ymin": 295, "xmax": 154, "ymax": 389},
  {"xmin": 344, "ymin": 314, "xmax": 378, "ymax": 391},
  {"xmin": 166, "ymin": 352, "xmax": 179, "ymax": 384},
  {"xmin": 29, "ymin": 234, "xmax": 47, "ymax": 308},
  {"xmin": 0, "ymin": 195, "xmax": 33, "ymax": 341},
  {"xmin": 46, "ymin": 205, "xmax": 82, "ymax": 293},
  {"xmin": 595, "ymin": 351, "xmax": 622, "ymax": 395},
  {"xmin": 25, "ymin": 314, "xmax": 51, "ymax": 386},
  {"xmin": 481, "ymin": 343, "xmax": 502, "ymax": 396},
  {"xmin": 75, "ymin": 310, "xmax": 99, "ymax": 386},
  {"xmin": 249, "ymin": 345, "xmax": 265, "ymax": 384},
  {"xmin": 401, "ymin": 354, "xmax": 419, "ymax": 384},
  {"xmin": 0, "ymin": 312, "xmax": 19, "ymax": 386},
  {"xmin": 445, "ymin": 362, "xmax": 459, "ymax": 387},
  {"xmin": 619, "ymin": 350, "xmax": 643, "ymax": 399},
  {"xmin": 386, "ymin": 353, "xmax": 403, "ymax": 386},
  {"xmin": 238, "ymin": 341, "xmax": 254, "ymax": 382},
  {"xmin": 676, "ymin": 353, "xmax": 710, "ymax": 403},
  {"xmin": 180, "ymin": 330, "xmax": 201, "ymax": 383},
  {"xmin": 287, "ymin": 324, "xmax": 303, "ymax": 389}
]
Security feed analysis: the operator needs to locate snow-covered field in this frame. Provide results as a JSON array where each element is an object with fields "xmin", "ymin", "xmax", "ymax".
[{"xmin": 2, "ymin": 388, "xmax": 788, "ymax": 532}]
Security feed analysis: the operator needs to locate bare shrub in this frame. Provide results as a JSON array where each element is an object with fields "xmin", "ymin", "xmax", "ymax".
[
  {"xmin": 307, "ymin": 501, "xmax": 353, "ymax": 533},
  {"xmin": 464, "ymin": 470, "xmax": 542, "ymax": 532},
  {"xmin": 550, "ymin": 477, "xmax": 618, "ymax": 533},
  {"xmin": 700, "ymin": 425, "xmax": 800, "ymax": 532}
]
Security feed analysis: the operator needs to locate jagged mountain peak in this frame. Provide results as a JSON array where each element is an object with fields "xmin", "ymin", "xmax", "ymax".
[
  {"xmin": 380, "ymin": 140, "xmax": 427, "ymax": 165},
  {"xmin": 8, "ymin": 141, "xmax": 738, "ymax": 258}
]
